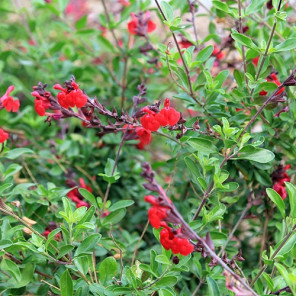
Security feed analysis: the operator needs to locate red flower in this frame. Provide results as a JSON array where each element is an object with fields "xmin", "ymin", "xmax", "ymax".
[
  {"xmin": 212, "ymin": 44, "xmax": 224, "ymax": 60},
  {"xmin": 128, "ymin": 11, "xmax": 156, "ymax": 36},
  {"xmin": 0, "ymin": 129, "xmax": 9, "ymax": 143},
  {"xmin": 0, "ymin": 85, "xmax": 20, "ymax": 112},
  {"xmin": 160, "ymin": 228, "xmax": 194, "ymax": 256},
  {"xmin": 67, "ymin": 177, "xmax": 91, "ymax": 207},
  {"xmin": 155, "ymin": 98, "xmax": 180, "ymax": 127},
  {"xmin": 273, "ymin": 183, "xmax": 287, "ymax": 200},
  {"xmin": 271, "ymin": 165, "xmax": 291, "ymax": 200},
  {"xmin": 148, "ymin": 206, "xmax": 168, "ymax": 229},
  {"xmin": 259, "ymin": 73, "xmax": 284, "ymax": 96},
  {"xmin": 119, "ymin": 0, "xmax": 130, "ymax": 6},
  {"xmin": 54, "ymin": 78, "xmax": 88, "ymax": 109},
  {"xmin": 179, "ymin": 39, "xmax": 194, "ymax": 49},
  {"xmin": 136, "ymin": 127, "xmax": 151, "ymax": 149},
  {"xmin": 31, "ymin": 91, "xmax": 51, "ymax": 116},
  {"xmin": 140, "ymin": 107, "xmax": 160, "ymax": 132},
  {"xmin": 252, "ymin": 56, "xmax": 259, "ymax": 67}
]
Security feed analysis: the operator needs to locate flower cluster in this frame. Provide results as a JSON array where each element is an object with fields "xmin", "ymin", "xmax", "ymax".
[
  {"xmin": 66, "ymin": 177, "xmax": 91, "ymax": 208},
  {"xmin": 140, "ymin": 98, "xmax": 180, "ymax": 132},
  {"xmin": 128, "ymin": 11, "xmax": 156, "ymax": 36},
  {"xmin": 54, "ymin": 78, "xmax": 88, "ymax": 109},
  {"xmin": 272, "ymin": 165, "xmax": 291, "ymax": 200},
  {"xmin": 145, "ymin": 195, "xmax": 194, "ymax": 256},
  {"xmin": 31, "ymin": 90, "xmax": 52, "ymax": 116},
  {"xmin": 0, "ymin": 85, "xmax": 20, "ymax": 113},
  {"xmin": 260, "ymin": 73, "xmax": 284, "ymax": 96}
]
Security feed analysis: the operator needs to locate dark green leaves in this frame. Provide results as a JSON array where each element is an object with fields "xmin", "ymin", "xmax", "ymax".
[{"xmin": 60, "ymin": 269, "xmax": 73, "ymax": 296}]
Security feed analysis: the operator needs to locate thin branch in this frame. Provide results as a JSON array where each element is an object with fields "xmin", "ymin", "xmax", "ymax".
[
  {"xmin": 218, "ymin": 202, "xmax": 251, "ymax": 256},
  {"xmin": 131, "ymin": 220, "xmax": 149, "ymax": 266},
  {"xmin": 238, "ymin": 0, "xmax": 249, "ymax": 90},
  {"xmin": 100, "ymin": 0, "xmax": 121, "ymax": 49},
  {"xmin": 109, "ymin": 228, "xmax": 124, "ymax": 281},
  {"xmin": 250, "ymin": 224, "xmax": 296, "ymax": 287}
]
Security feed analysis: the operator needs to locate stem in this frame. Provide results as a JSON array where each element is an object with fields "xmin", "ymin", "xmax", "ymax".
[
  {"xmin": 109, "ymin": 229, "xmax": 124, "ymax": 281},
  {"xmin": 131, "ymin": 220, "xmax": 149, "ymax": 266},
  {"xmin": 192, "ymin": 156, "xmax": 229, "ymax": 220},
  {"xmin": 192, "ymin": 278, "xmax": 205, "ymax": 296},
  {"xmin": 139, "ymin": 267, "xmax": 170, "ymax": 290},
  {"xmin": 218, "ymin": 203, "xmax": 251, "ymax": 256},
  {"xmin": 250, "ymin": 224, "xmax": 296, "ymax": 287},
  {"xmin": 187, "ymin": 0, "xmax": 199, "ymax": 50},
  {"xmin": 100, "ymin": 0, "xmax": 121, "ymax": 49},
  {"xmin": 238, "ymin": 0, "xmax": 249, "ymax": 90},
  {"xmin": 250, "ymin": 0, "xmax": 282, "ymax": 99}
]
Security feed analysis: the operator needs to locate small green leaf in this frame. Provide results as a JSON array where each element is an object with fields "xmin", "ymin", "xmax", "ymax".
[
  {"xmin": 188, "ymin": 138, "xmax": 218, "ymax": 154},
  {"xmin": 266, "ymin": 188, "xmax": 285, "ymax": 218},
  {"xmin": 231, "ymin": 32, "xmax": 259, "ymax": 51},
  {"xmin": 58, "ymin": 245, "xmax": 74, "ymax": 259},
  {"xmin": 79, "ymin": 188, "xmax": 98, "ymax": 208},
  {"xmin": 207, "ymin": 277, "xmax": 221, "ymax": 296},
  {"xmin": 196, "ymin": 45, "xmax": 214, "ymax": 63},
  {"xmin": 285, "ymin": 182, "xmax": 296, "ymax": 219},
  {"xmin": 75, "ymin": 233, "xmax": 101, "ymax": 256},
  {"xmin": 237, "ymin": 145, "xmax": 275, "ymax": 163},
  {"xmin": 1, "ymin": 259, "xmax": 21, "ymax": 281},
  {"xmin": 154, "ymin": 276, "xmax": 178, "ymax": 288},
  {"xmin": 160, "ymin": 1, "xmax": 174, "ymax": 22},
  {"xmin": 98, "ymin": 257, "xmax": 118, "ymax": 286},
  {"xmin": 4, "ymin": 148, "xmax": 33, "ymax": 159},
  {"xmin": 108, "ymin": 200, "xmax": 134, "ymax": 212},
  {"xmin": 60, "ymin": 269, "xmax": 73, "ymax": 296}
]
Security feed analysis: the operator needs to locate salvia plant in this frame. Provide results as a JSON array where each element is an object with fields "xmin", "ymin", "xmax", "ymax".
[{"xmin": 1, "ymin": 0, "xmax": 296, "ymax": 295}]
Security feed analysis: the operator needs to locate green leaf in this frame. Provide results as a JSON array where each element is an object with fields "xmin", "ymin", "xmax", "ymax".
[
  {"xmin": 1, "ymin": 259, "xmax": 21, "ymax": 281},
  {"xmin": 154, "ymin": 276, "xmax": 178, "ymax": 288},
  {"xmin": 58, "ymin": 245, "xmax": 75, "ymax": 259},
  {"xmin": 75, "ymin": 15, "xmax": 87, "ymax": 30},
  {"xmin": 285, "ymin": 182, "xmax": 296, "ymax": 219},
  {"xmin": 160, "ymin": 1, "xmax": 174, "ymax": 22},
  {"xmin": 212, "ymin": 1, "xmax": 230, "ymax": 13},
  {"xmin": 266, "ymin": 188, "xmax": 285, "ymax": 218},
  {"xmin": 0, "ymin": 239, "xmax": 13, "ymax": 249},
  {"xmin": 108, "ymin": 200, "xmax": 134, "ymax": 212},
  {"xmin": 237, "ymin": 145, "xmax": 275, "ymax": 163},
  {"xmin": 75, "ymin": 233, "xmax": 101, "ymax": 256},
  {"xmin": 196, "ymin": 45, "xmax": 214, "ymax": 63},
  {"xmin": 187, "ymin": 138, "xmax": 218, "ymax": 154},
  {"xmin": 3, "ymin": 164, "xmax": 22, "ymax": 180},
  {"xmin": 274, "ymin": 233, "xmax": 296, "ymax": 258},
  {"xmin": 60, "ymin": 269, "xmax": 73, "ymax": 296},
  {"xmin": 155, "ymin": 255, "xmax": 171, "ymax": 265},
  {"xmin": 245, "ymin": 0, "xmax": 265, "ymax": 15},
  {"xmin": 98, "ymin": 257, "xmax": 118, "ymax": 286},
  {"xmin": 207, "ymin": 277, "xmax": 221, "ymax": 296},
  {"xmin": 4, "ymin": 148, "xmax": 33, "ymax": 159},
  {"xmin": 78, "ymin": 188, "xmax": 98, "ymax": 208},
  {"xmin": 74, "ymin": 255, "xmax": 90, "ymax": 275},
  {"xmin": 231, "ymin": 32, "xmax": 259, "ymax": 50},
  {"xmin": 102, "ymin": 208, "xmax": 126, "ymax": 225}
]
